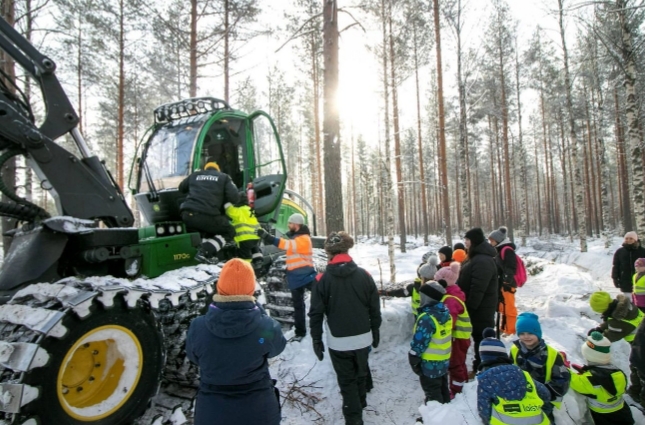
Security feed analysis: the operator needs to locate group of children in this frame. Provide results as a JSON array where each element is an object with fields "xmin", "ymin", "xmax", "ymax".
[{"xmin": 395, "ymin": 245, "xmax": 644, "ymax": 425}]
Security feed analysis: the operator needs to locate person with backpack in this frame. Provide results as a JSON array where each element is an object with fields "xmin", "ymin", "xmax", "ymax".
[{"xmin": 488, "ymin": 226, "xmax": 526, "ymax": 336}]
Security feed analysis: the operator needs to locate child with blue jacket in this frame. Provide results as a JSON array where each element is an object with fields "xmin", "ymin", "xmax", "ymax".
[
  {"xmin": 408, "ymin": 281, "xmax": 452, "ymax": 404},
  {"xmin": 477, "ymin": 328, "xmax": 552, "ymax": 425}
]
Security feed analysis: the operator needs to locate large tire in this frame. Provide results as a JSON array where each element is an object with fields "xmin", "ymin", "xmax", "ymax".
[{"xmin": 21, "ymin": 295, "xmax": 164, "ymax": 425}]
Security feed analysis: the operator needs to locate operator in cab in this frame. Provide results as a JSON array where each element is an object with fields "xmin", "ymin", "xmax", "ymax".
[{"xmin": 179, "ymin": 162, "xmax": 239, "ymax": 262}]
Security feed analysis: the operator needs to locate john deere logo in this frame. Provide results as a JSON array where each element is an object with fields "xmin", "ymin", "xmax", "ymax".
[
  {"xmin": 153, "ymin": 204, "xmax": 160, "ymax": 212},
  {"xmin": 173, "ymin": 253, "xmax": 190, "ymax": 260}
]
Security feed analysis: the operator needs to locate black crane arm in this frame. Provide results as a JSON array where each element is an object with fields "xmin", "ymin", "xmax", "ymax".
[{"xmin": 0, "ymin": 17, "xmax": 133, "ymax": 227}]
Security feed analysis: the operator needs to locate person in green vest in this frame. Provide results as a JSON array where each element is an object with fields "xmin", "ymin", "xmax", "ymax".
[
  {"xmin": 569, "ymin": 331, "xmax": 634, "ymax": 425},
  {"xmin": 408, "ymin": 281, "xmax": 452, "ymax": 404},
  {"xmin": 510, "ymin": 312, "xmax": 570, "ymax": 423},
  {"xmin": 224, "ymin": 194, "xmax": 262, "ymax": 267},
  {"xmin": 589, "ymin": 291, "xmax": 645, "ymax": 408},
  {"xmin": 379, "ymin": 256, "xmax": 439, "ymax": 318},
  {"xmin": 477, "ymin": 328, "xmax": 551, "ymax": 425}
]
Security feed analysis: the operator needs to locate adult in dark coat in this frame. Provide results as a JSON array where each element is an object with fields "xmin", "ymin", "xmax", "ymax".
[
  {"xmin": 179, "ymin": 162, "xmax": 239, "ymax": 257},
  {"xmin": 309, "ymin": 231, "xmax": 381, "ymax": 425},
  {"xmin": 457, "ymin": 227, "xmax": 498, "ymax": 372},
  {"xmin": 186, "ymin": 259, "xmax": 286, "ymax": 425},
  {"xmin": 629, "ymin": 319, "xmax": 645, "ymax": 405},
  {"xmin": 612, "ymin": 231, "xmax": 645, "ymax": 296}
]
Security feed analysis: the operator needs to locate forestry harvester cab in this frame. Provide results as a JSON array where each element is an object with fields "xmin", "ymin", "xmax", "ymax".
[{"xmin": 0, "ymin": 16, "xmax": 321, "ymax": 425}]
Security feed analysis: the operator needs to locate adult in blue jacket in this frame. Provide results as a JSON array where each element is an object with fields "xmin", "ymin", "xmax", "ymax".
[{"xmin": 186, "ymin": 259, "xmax": 286, "ymax": 425}]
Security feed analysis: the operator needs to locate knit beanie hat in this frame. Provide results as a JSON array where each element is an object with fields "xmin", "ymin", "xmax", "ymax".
[
  {"xmin": 217, "ymin": 258, "xmax": 256, "ymax": 296},
  {"xmin": 434, "ymin": 262, "xmax": 461, "ymax": 286},
  {"xmin": 464, "ymin": 227, "xmax": 486, "ymax": 247},
  {"xmin": 581, "ymin": 331, "xmax": 611, "ymax": 364},
  {"xmin": 515, "ymin": 312, "xmax": 542, "ymax": 339},
  {"xmin": 288, "ymin": 213, "xmax": 305, "ymax": 225},
  {"xmin": 324, "ymin": 231, "xmax": 354, "ymax": 255},
  {"xmin": 479, "ymin": 328, "xmax": 509, "ymax": 363},
  {"xmin": 635, "ymin": 258, "xmax": 645, "ymax": 268},
  {"xmin": 589, "ymin": 291, "xmax": 612, "ymax": 313},
  {"xmin": 625, "ymin": 231, "xmax": 638, "ymax": 241},
  {"xmin": 488, "ymin": 226, "xmax": 508, "ymax": 244},
  {"xmin": 418, "ymin": 256, "xmax": 439, "ymax": 280},
  {"xmin": 453, "ymin": 242, "xmax": 465, "ymax": 251},
  {"xmin": 418, "ymin": 281, "xmax": 446, "ymax": 302},
  {"xmin": 452, "ymin": 249, "xmax": 467, "ymax": 263},
  {"xmin": 421, "ymin": 251, "xmax": 433, "ymax": 263},
  {"xmin": 438, "ymin": 246, "xmax": 453, "ymax": 261}
]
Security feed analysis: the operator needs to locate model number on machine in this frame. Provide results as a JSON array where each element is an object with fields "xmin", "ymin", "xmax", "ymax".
[{"xmin": 173, "ymin": 253, "xmax": 191, "ymax": 260}]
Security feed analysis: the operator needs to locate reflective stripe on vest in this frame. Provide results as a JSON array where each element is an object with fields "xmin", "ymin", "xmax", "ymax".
[
  {"xmin": 510, "ymin": 344, "xmax": 561, "ymax": 407},
  {"xmin": 587, "ymin": 396, "xmax": 624, "ymax": 413},
  {"xmin": 411, "ymin": 285, "xmax": 421, "ymax": 315},
  {"xmin": 633, "ymin": 275, "xmax": 645, "ymax": 295},
  {"xmin": 414, "ymin": 313, "xmax": 452, "ymax": 361},
  {"xmin": 233, "ymin": 222, "xmax": 260, "ymax": 242},
  {"xmin": 622, "ymin": 309, "xmax": 644, "ymax": 343},
  {"xmin": 282, "ymin": 237, "xmax": 314, "ymax": 270},
  {"xmin": 441, "ymin": 294, "xmax": 472, "ymax": 339},
  {"xmin": 490, "ymin": 371, "xmax": 549, "ymax": 425},
  {"xmin": 580, "ymin": 368, "xmax": 628, "ymax": 413}
]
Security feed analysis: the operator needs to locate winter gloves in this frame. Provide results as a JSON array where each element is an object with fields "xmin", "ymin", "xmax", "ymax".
[
  {"xmin": 313, "ymin": 340, "xmax": 325, "ymax": 361},
  {"xmin": 255, "ymin": 228, "xmax": 274, "ymax": 243},
  {"xmin": 372, "ymin": 329, "xmax": 380, "ymax": 348},
  {"xmin": 408, "ymin": 350, "xmax": 422, "ymax": 376}
]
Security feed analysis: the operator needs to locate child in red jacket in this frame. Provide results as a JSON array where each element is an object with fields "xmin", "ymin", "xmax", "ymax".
[{"xmin": 436, "ymin": 262, "xmax": 470, "ymax": 397}]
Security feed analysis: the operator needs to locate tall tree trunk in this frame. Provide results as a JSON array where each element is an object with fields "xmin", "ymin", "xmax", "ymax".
[
  {"xmin": 322, "ymin": 0, "xmax": 343, "ymax": 231},
  {"xmin": 592, "ymin": 67, "xmax": 612, "ymax": 246},
  {"xmin": 615, "ymin": 85, "xmax": 632, "ymax": 232},
  {"xmin": 617, "ymin": 0, "xmax": 645, "ymax": 232},
  {"xmin": 117, "ymin": 0, "xmax": 125, "ymax": 189},
  {"xmin": 413, "ymin": 25, "xmax": 428, "ymax": 244},
  {"xmin": 189, "ymin": 0, "xmax": 197, "ymax": 97},
  {"xmin": 224, "ymin": 0, "xmax": 230, "ymax": 102},
  {"xmin": 498, "ymin": 29, "xmax": 513, "ymax": 240},
  {"xmin": 380, "ymin": 0, "xmax": 395, "ymax": 282},
  {"xmin": 457, "ymin": 0, "xmax": 470, "ymax": 231},
  {"xmin": 388, "ymin": 0, "xmax": 406, "ymax": 252},
  {"xmin": 514, "ymin": 44, "xmax": 527, "ymax": 245},
  {"xmin": 533, "ymin": 119, "xmax": 542, "ymax": 235},
  {"xmin": 433, "ymin": 0, "xmax": 451, "ymax": 244},
  {"xmin": 1, "ymin": 0, "xmax": 15, "ymax": 254},
  {"xmin": 558, "ymin": 0, "xmax": 587, "ymax": 251},
  {"xmin": 76, "ymin": 12, "xmax": 83, "ymax": 134}
]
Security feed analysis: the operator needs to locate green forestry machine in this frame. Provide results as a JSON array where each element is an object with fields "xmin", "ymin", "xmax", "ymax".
[{"xmin": 0, "ymin": 16, "xmax": 323, "ymax": 425}]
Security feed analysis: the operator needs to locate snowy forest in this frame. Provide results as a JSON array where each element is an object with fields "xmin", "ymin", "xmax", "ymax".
[{"xmin": 1, "ymin": 0, "xmax": 645, "ymax": 251}]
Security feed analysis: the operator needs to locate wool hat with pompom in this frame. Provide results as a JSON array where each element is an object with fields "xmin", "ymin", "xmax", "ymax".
[
  {"xmin": 488, "ymin": 226, "xmax": 508, "ymax": 244},
  {"xmin": 418, "ymin": 256, "xmax": 439, "ymax": 280},
  {"xmin": 452, "ymin": 249, "xmax": 467, "ymax": 263},
  {"xmin": 635, "ymin": 258, "xmax": 645, "ymax": 268},
  {"xmin": 216, "ymin": 258, "xmax": 256, "ymax": 296},
  {"xmin": 581, "ymin": 331, "xmax": 611, "ymax": 364},
  {"xmin": 434, "ymin": 262, "xmax": 461, "ymax": 286},
  {"xmin": 589, "ymin": 291, "xmax": 612, "ymax": 313},
  {"xmin": 479, "ymin": 328, "xmax": 509, "ymax": 363},
  {"xmin": 324, "ymin": 231, "xmax": 354, "ymax": 255}
]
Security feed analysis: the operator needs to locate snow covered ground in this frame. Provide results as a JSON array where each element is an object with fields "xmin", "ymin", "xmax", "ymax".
[{"xmin": 269, "ymin": 235, "xmax": 645, "ymax": 425}]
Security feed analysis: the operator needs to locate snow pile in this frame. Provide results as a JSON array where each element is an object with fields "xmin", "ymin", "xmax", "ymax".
[{"xmin": 269, "ymin": 236, "xmax": 645, "ymax": 424}]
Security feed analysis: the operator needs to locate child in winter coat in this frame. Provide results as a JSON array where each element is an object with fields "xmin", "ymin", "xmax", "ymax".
[
  {"xmin": 633, "ymin": 258, "xmax": 645, "ymax": 313},
  {"xmin": 435, "ymin": 262, "xmax": 471, "ymax": 397},
  {"xmin": 186, "ymin": 259, "xmax": 286, "ymax": 425},
  {"xmin": 569, "ymin": 331, "xmax": 634, "ymax": 425},
  {"xmin": 629, "ymin": 320, "xmax": 645, "ymax": 406},
  {"xmin": 589, "ymin": 291, "xmax": 645, "ymax": 409},
  {"xmin": 408, "ymin": 282, "xmax": 452, "ymax": 404},
  {"xmin": 224, "ymin": 195, "xmax": 262, "ymax": 266},
  {"xmin": 477, "ymin": 328, "xmax": 552, "ymax": 425},
  {"xmin": 511, "ymin": 312, "xmax": 571, "ymax": 422},
  {"xmin": 438, "ymin": 246, "xmax": 453, "ymax": 269},
  {"xmin": 381, "ymin": 256, "xmax": 439, "ymax": 318}
]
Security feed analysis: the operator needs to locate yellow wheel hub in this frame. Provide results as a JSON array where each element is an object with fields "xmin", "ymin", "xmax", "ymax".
[{"xmin": 57, "ymin": 325, "xmax": 143, "ymax": 421}]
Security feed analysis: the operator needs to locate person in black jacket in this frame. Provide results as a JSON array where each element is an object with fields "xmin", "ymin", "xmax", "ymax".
[
  {"xmin": 309, "ymin": 231, "xmax": 381, "ymax": 425},
  {"xmin": 186, "ymin": 259, "xmax": 286, "ymax": 425},
  {"xmin": 612, "ymin": 231, "xmax": 645, "ymax": 297},
  {"xmin": 457, "ymin": 227, "xmax": 498, "ymax": 373},
  {"xmin": 488, "ymin": 226, "xmax": 518, "ymax": 336},
  {"xmin": 629, "ymin": 319, "xmax": 645, "ymax": 406},
  {"xmin": 178, "ymin": 162, "xmax": 239, "ymax": 259}
]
